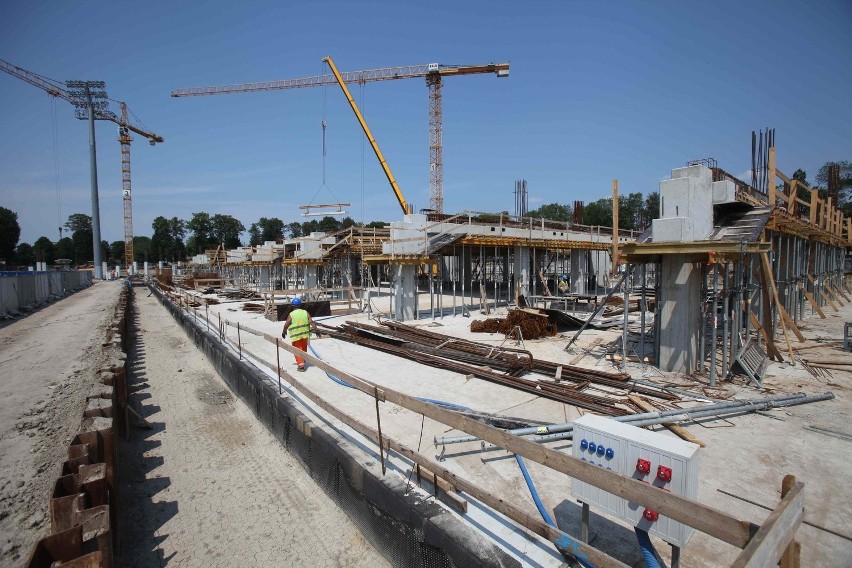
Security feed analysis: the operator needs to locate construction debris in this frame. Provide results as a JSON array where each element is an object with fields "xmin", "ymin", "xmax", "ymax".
[{"xmin": 470, "ymin": 309, "xmax": 557, "ymax": 339}]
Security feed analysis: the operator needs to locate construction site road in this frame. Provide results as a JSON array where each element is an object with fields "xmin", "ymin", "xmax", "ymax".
[
  {"xmin": 118, "ymin": 289, "xmax": 389, "ymax": 567},
  {"xmin": 0, "ymin": 280, "xmax": 122, "ymax": 565}
]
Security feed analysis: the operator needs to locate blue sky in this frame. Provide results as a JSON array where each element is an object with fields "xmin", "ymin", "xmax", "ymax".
[{"xmin": 1, "ymin": 1, "xmax": 850, "ymax": 244}]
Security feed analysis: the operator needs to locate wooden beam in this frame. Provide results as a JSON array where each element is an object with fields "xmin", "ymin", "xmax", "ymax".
[
  {"xmin": 749, "ymin": 312, "xmax": 784, "ymax": 362},
  {"xmin": 832, "ymin": 282, "xmax": 851, "ymax": 303},
  {"xmin": 797, "ymin": 284, "xmax": 826, "ymax": 319},
  {"xmin": 731, "ymin": 478, "xmax": 804, "ymax": 568},
  {"xmin": 627, "ymin": 396, "xmax": 706, "ymax": 447},
  {"xmin": 760, "ymin": 253, "xmax": 796, "ymax": 364},
  {"xmin": 809, "ymin": 189, "xmax": 819, "ymax": 226},
  {"xmin": 768, "ymin": 147, "xmax": 777, "ymax": 205},
  {"xmin": 251, "ymin": 325, "xmax": 757, "ymax": 548},
  {"xmin": 612, "ymin": 179, "xmax": 619, "ymax": 274},
  {"xmin": 776, "ymin": 303, "xmax": 806, "ymax": 343},
  {"xmin": 822, "ymin": 282, "xmax": 844, "ymax": 306}
]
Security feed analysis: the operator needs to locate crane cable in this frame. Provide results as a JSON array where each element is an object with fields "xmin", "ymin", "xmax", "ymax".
[
  {"xmin": 49, "ymin": 96, "xmax": 63, "ymax": 240},
  {"xmin": 305, "ymin": 75, "xmax": 343, "ymax": 209}
]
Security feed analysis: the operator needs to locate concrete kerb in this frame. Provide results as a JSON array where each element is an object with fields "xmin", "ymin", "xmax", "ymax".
[{"xmin": 149, "ymin": 284, "xmax": 521, "ymax": 568}]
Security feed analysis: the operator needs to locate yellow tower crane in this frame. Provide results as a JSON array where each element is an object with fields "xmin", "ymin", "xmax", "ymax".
[
  {"xmin": 172, "ymin": 58, "xmax": 508, "ymax": 214},
  {"xmin": 0, "ymin": 58, "xmax": 164, "ymax": 268}
]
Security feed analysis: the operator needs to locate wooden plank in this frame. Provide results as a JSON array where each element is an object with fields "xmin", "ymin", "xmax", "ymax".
[
  {"xmin": 251, "ymin": 325, "xmax": 756, "ymax": 548},
  {"xmin": 611, "ymin": 179, "xmax": 619, "ymax": 273},
  {"xmin": 777, "ymin": 304, "xmax": 805, "ymax": 343},
  {"xmin": 831, "ymin": 282, "xmax": 850, "ymax": 303},
  {"xmin": 627, "ymin": 396, "xmax": 706, "ymax": 447},
  {"xmin": 797, "ymin": 284, "xmax": 826, "ymax": 319},
  {"xmin": 824, "ymin": 283, "xmax": 844, "ymax": 306},
  {"xmin": 768, "ymin": 147, "xmax": 777, "ymax": 205},
  {"xmin": 809, "ymin": 189, "xmax": 819, "ymax": 226},
  {"xmin": 749, "ymin": 312, "xmax": 784, "ymax": 362},
  {"xmin": 731, "ymin": 480, "xmax": 804, "ymax": 568},
  {"xmin": 234, "ymin": 340, "xmax": 626, "ymax": 567},
  {"xmin": 761, "ymin": 253, "xmax": 795, "ymax": 364}
]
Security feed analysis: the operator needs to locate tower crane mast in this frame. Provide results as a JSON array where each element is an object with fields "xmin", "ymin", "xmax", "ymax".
[
  {"xmin": 172, "ymin": 60, "xmax": 508, "ymax": 214},
  {"xmin": 1, "ymin": 58, "xmax": 164, "ymax": 270}
]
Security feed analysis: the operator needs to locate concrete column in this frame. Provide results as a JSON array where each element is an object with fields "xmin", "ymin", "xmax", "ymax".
[
  {"xmin": 513, "ymin": 246, "xmax": 530, "ymax": 299},
  {"xmin": 158, "ymin": 261, "xmax": 164, "ymax": 273},
  {"xmin": 305, "ymin": 266, "xmax": 318, "ymax": 289},
  {"xmin": 101, "ymin": 262, "xmax": 109, "ymax": 280},
  {"xmin": 658, "ymin": 254, "xmax": 700, "ymax": 373},
  {"xmin": 144, "ymin": 262, "xmax": 149, "ymax": 276},
  {"xmin": 259, "ymin": 265, "xmax": 271, "ymax": 291},
  {"xmin": 394, "ymin": 264, "xmax": 417, "ymax": 321},
  {"xmin": 570, "ymin": 250, "xmax": 588, "ymax": 294}
]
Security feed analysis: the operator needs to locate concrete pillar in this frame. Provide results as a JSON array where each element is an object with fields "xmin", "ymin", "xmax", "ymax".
[
  {"xmin": 144, "ymin": 262, "xmax": 149, "ymax": 276},
  {"xmin": 101, "ymin": 262, "xmax": 108, "ymax": 280},
  {"xmin": 658, "ymin": 254, "xmax": 700, "ymax": 373},
  {"xmin": 305, "ymin": 266, "xmax": 318, "ymax": 289},
  {"xmin": 158, "ymin": 261, "xmax": 164, "ymax": 273},
  {"xmin": 571, "ymin": 250, "xmax": 588, "ymax": 294},
  {"xmin": 260, "ymin": 265, "xmax": 271, "ymax": 291},
  {"xmin": 513, "ymin": 246, "xmax": 530, "ymax": 299},
  {"xmin": 394, "ymin": 264, "xmax": 417, "ymax": 321}
]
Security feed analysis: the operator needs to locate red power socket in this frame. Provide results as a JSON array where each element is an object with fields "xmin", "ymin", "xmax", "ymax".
[
  {"xmin": 643, "ymin": 508, "xmax": 659, "ymax": 522},
  {"xmin": 657, "ymin": 465, "xmax": 672, "ymax": 482},
  {"xmin": 636, "ymin": 458, "xmax": 651, "ymax": 475}
]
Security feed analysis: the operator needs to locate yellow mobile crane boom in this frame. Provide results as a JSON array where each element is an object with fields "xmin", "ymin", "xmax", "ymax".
[
  {"xmin": 322, "ymin": 56, "xmax": 409, "ymax": 215},
  {"xmin": 0, "ymin": 58, "xmax": 164, "ymax": 267},
  {"xmin": 172, "ymin": 59, "xmax": 508, "ymax": 214}
]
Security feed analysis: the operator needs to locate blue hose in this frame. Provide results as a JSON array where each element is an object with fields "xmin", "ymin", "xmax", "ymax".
[
  {"xmin": 634, "ymin": 527, "xmax": 663, "ymax": 568},
  {"xmin": 514, "ymin": 455, "xmax": 597, "ymax": 568}
]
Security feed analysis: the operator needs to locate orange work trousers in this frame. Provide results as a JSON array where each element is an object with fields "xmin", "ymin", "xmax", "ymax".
[{"xmin": 292, "ymin": 338, "xmax": 309, "ymax": 366}]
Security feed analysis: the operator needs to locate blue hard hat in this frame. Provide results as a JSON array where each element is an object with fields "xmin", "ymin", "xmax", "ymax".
[
  {"xmin": 562, "ymin": 274, "xmax": 568, "ymax": 280},
  {"xmin": 291, "ymin": 298, "xmax": 302, "ymax": 306}
]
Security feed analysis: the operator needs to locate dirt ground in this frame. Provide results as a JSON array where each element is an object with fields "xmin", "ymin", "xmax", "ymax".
[
  {"xmin": 0, "ymin": 280, "xmax": 122, "ymax": 565},
  {"xmin": 117, "ymin": 289, "xmax": 389, "ymax": 567}
]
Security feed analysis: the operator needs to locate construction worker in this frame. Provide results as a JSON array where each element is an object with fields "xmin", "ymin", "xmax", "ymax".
[
  {"xmin": 558, "ymin": 274, "xmax": 570, "ymax": 295},
  {"xmin": 281, "ymin": 298, "xmax": 319, "ymax": 371}
]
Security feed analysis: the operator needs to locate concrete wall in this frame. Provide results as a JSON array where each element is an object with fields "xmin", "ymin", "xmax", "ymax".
[
  {"xmin": 657, "ymin": 255, "xmax": 701, "ymax": 373},
  {"xmin": 0, "ymin": 271, "xmax": 93, "ymax": 316},
  {"xmin": 151, "ymin": 285, "xmax": 518, "ymax": 568}
]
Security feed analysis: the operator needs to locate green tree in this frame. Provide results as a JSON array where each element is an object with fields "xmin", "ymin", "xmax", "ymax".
[
  {"xmin": 640, "ymin": 192, "xmax": 660, "ymax": 230},
  {"xmin": 151, "ymin": 216, "xmax": 186, "ymax": 261},
  {"xmin": 792, "ymin": 169, "xmax": 807, "ymax": 184},
  {"xmin": 33, "ymin": 236, "xmax": 56, "ymax": 265},
  {"xmin": 285, "ymin": 222, "xmax": 304, "ymax": 239},
  {"xmin": 583, "ymin": 199, "xmax": 612, "ymax": 227},
  {"xmin": 110, "ymin": 241, "xmax": 124, "ymax": 263},
  {"xmin": 133, "ymin": 236, "xmax": 152, "ymax": 263},
  {"xmin": 365, "ymin": 221, "xmax": 389, "ymax": 229},
  {"xmin": 0, "ymin": 206, "xmax": 21, "ymax": 263},
  {"xmin": 211, "ymin": 214, "xmax": 245, "ymax": 249},
  {"xmin": 64, "ymin": 213, "xmax": 93, "ymax": 265},
  {"xmin": 249, "ymin": 217, "xmax": 285, "ymax": 245},
  {"xmin": 341, "ymin": 216, "xmax": 356, "ymax": 229},
  {"xmin": 316, "ymin": 216, "xmax": 341, "ymax": 233},
  {"xmin": 15, "ymin": 242, "xmax": 34, "ymax": 266},
  {"xmin": 527, "ymin": 203, "xmax": 572, "ymax": 222},
  {"xmin": 816, "ymin": 161, "xmax": 852, "ymax": 214},
  {"xmin": 55, "ymin": 237, "xmax": 74, "ymax": 262},
  {"xmin": 186, "ymin": 212, "xmax": 213, "ymax": 254}
]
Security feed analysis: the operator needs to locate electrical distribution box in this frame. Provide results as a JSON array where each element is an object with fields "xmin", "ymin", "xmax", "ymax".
[{"xmin": 570, "ymin": 414, "xmax": 700, "ymax": 547}]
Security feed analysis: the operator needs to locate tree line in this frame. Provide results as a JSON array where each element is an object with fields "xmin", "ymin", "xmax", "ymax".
[{"xmin": 2, "ymin": 161, "xmax": 849, "ymax": 267}]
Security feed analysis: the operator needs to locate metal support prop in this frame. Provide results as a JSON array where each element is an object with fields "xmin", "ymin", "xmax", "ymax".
[
  {"xmin": 622, "ymin": 269, "xmax": 629, "ymax": 371},
  {"xmin": 276, "ymin": 338, "xmax": 282, "ymax": 394},
  {"xmin": 237, "ymin": 322, "xmax": 242, "ymax": 360},
  {"xmin": 565, "ymin": 267, "xmax": 630, "ymax": 350},
  {"xmin": 722, "ymin": 263, "xmax": 729, "ymax": 380},
  {"xmin": 374, "ymin": 386, "xmax": 386, "ymax": 475}
]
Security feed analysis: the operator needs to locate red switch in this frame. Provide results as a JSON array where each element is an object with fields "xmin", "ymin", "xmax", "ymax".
[
  {"xmin": 657, "ymin": 465, "xmax": 672, "ymax": 482},
  {"xmin": 636, "ymin": 458, "xmax": 651, "ymax": 475},
  {"xmin": 643, "ymin": 508, "xmax": 659, "ymax": 522}
]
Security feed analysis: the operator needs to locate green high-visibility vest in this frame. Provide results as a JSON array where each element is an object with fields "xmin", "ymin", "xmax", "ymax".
[{"xmin": 288, "ymin": 309, "xmax": 312, "ymax": 341}]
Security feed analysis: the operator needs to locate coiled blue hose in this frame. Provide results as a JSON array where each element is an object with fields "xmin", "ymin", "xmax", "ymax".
[{"xmin": 634, "ymin": 527, "xmax": 663, "ymax": 568}]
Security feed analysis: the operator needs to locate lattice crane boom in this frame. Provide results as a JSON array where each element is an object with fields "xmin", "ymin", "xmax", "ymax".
[
  {"xmin": 1, "ymin": 58, "xmax": 163, "ymax": 269},
  {"xmin": 172, "ymin": 60, "xmax": 508, "ymax": 214}
]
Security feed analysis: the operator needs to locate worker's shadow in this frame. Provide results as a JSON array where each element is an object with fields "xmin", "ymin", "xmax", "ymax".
[{"xmin": 553, "ymin": 500, "xmax": 644, "ymax": 566}]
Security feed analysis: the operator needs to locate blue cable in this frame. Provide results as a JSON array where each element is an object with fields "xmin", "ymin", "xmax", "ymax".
[
  {"xmin": 514, "ymin": 454, "xmax": 598, "ymax": 568},
  {"xmin": 634, "ymin": 527, "xmax": 663, "ymax": 568}
]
